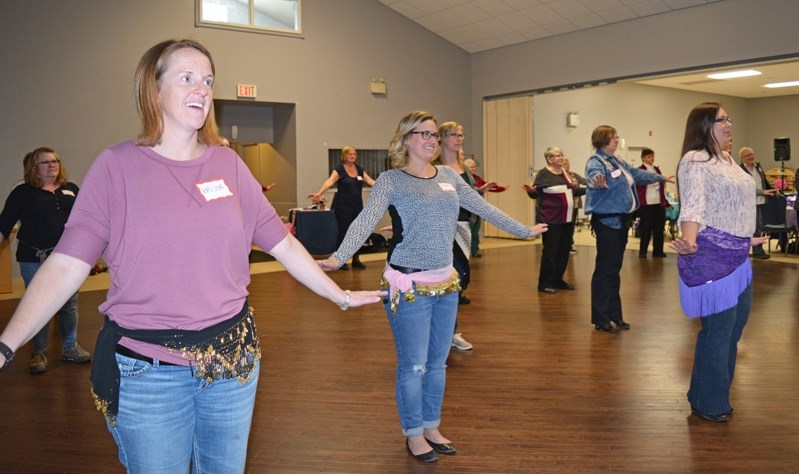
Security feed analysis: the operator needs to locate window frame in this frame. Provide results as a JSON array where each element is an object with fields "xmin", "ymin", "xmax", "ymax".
[{"xmin": 195, "ymin": 0, "xmax": 303, "ymax": 38}]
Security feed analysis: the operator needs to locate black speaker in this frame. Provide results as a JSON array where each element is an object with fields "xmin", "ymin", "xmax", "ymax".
[{"xmin": 774, "ymin": 137, "xmax": 790, "ymax": 162}]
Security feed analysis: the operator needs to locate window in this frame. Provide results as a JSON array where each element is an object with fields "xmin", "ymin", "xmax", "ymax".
[{"xmin": 196, "ymin": 0, "xmax": 301, "ymax": 37}]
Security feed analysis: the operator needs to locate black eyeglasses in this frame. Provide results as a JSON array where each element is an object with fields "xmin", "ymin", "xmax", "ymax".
[
  {"xmin": 409, "ymin": 131, "xmax": 441, "ymax": 140},
  {"xmin": 714, "ymin": 117, "xmax": 733, "ymax": 124},
  {"xmin": 37, "ymin": 159, "xmax": 61, "ymax": 166}
]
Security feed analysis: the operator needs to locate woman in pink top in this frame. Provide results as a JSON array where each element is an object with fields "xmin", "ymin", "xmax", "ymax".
[{"xmin": 0, "ymin": 39, "xmax": 383, "ymax": 472}]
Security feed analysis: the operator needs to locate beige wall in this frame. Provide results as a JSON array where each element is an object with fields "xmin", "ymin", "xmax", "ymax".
[
  {"xmin": 470, "ymin": 0, "xmax": 799, "ymax": 171},
  {"xmin": 0, "ymin": 0, "xmax": 472, "ymax": 202}
]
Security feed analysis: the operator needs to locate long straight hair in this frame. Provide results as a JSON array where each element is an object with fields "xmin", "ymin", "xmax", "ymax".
[{"xmin": 681, "ymin": 102, "xmax": 722, "ymax": 159}]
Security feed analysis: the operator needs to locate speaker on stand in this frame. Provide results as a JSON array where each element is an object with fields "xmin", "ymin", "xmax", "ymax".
[{"xmin": 774, "ymin": 138, "xmax": 791, "ymax": 192}]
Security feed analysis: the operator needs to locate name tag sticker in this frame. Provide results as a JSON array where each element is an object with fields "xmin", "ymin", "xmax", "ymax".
[
  {"xmin": 610, "ymin": 169, "xmax": 622, "ymax": 179},
  {"xmin": 61, "ymin": 190, "xmax": 76, "ymax": 197},
  {"xmin": 357, "ymin": 176, "xmax": 363, "ymax": 181},
  {"xmin": 196, "ymin": 179, "xmax": 233, "ymax": 201},
  {"xmin": 438, "ymin": 182, "xmax": 456, "ymax": 192}
]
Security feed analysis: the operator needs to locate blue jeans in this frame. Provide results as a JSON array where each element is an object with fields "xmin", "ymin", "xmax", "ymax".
[
  {"xmin": 385, "ymin": 290, "xmax": 458, "ymax": 436},
  {"xmin": 109, "ymin": 352, "xmax": 259, "ymax": 473},
  {"xmin": 20, "ymin": 261, "xmax": 79, "ymax": 351},
  {"xmin": 687, "ymin": 285, "xmax": 752, "ymax": 415}
]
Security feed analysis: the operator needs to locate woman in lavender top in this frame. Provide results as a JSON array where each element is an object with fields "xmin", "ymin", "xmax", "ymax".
[
  {"xmin": 320, "ymin": 111, "xmax": 547, "ymax": 463},
  {"xmin": 670, "ymin": 102, "xmax": 767, "ymax": 423},
  {"xmin": 0, "ymin": 39, "xmax": 383, "ymax": 472}
]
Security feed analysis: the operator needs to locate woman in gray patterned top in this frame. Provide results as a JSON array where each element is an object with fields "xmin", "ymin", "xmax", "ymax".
[{"xmin": 320, "ymin": 111, "xmax": 547, "ymax": 463}]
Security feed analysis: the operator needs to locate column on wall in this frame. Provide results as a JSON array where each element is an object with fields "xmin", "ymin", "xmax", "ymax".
[{"xmin": 482, "ymin": 96, "xmax": 535, "ymax": 238}]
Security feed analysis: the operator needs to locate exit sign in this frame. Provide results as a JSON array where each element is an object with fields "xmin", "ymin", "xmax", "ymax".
[{"xmin": 237, "ymin": 84, "xmax": 257, "ymax": 98}]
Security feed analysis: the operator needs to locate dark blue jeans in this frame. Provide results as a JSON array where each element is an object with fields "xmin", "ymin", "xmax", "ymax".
[{"xmin": 687, "ymin": 285, "xmax": 752, "ymax": 415}]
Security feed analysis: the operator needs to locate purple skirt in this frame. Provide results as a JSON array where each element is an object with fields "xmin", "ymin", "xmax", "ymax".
[{"xmin": 678, "ymin": 227, "xmax": 751, "ymax": 318}]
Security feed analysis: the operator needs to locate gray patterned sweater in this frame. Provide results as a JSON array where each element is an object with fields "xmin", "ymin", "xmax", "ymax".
[{"xmin": 330, "ymin": 165, "xmax": 533, "ymax": 270}]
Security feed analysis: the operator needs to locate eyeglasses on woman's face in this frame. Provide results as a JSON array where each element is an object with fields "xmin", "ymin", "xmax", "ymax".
[
  {"xmin": 714, "ymin": 116, "xmax": 733, "ymax": 125},
  {"xmin": 409, "ymin": 130, "xmax": 441, "ymax": 141},
  {"xmin": 37, "ymin": 159, "xmax": 60, "ymax": 166}
]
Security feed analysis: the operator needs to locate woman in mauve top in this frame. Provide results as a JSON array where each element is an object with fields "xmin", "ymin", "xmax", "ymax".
[{"xmin": 0, "ymin": 39, "xmax": 382, "ymax": 473}]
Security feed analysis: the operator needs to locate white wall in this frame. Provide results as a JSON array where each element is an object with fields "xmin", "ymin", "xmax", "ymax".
[
  {"xmin": 470, "ymin": 0, "xmax": 799, "ymax": 168},
  {"xmin": 532, "ymin": 83, "xmax": 748, "ymax": 185}
]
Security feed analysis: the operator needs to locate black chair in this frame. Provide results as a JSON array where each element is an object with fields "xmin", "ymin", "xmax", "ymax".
[{"xmin": 761, "ymin": 195, "xmax": 798, "ymax": 255}]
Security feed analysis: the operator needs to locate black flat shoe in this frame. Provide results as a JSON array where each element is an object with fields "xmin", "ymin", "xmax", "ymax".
[
  {"xmin": 538, "ymin": 287, "xmax": 556, "ymax": 294},
  {"xmin": 352, "ymin": 260, "xmax": 366, "ymax": 269},
  {"xmin": 424, "ymin": 437, "xmax": 457, "ymax": 455},
  {"xmin": 406, "ymin": 439, "xmax": 438, "ymax": 462},
  {"xmin": 556, "ymin": 282, "xmax": 575, "ymax": 290},
  {"xmin": 653, "ymin": 253, "xmax": 667, "ymax": 258},
  {"xmin": 458, "ymin": 295, "xmax": 471, "ymax": 305},
  {"xmin": 611, "ymin": 320, "xmax": 631, "ymax": 330},
  {"xmin": 691, "ymin": 409, "xmax": 728, "ymax": 423},
  {"xmin": 339, "ymin": 263, "xmax": 350, "ymax": 270},
  {"xmin": 594, "ymin": 324, "xmax": 616, "ymax": 333}
]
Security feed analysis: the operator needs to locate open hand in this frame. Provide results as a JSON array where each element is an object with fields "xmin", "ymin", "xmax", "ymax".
[
  {"xmin": 317, "ymin": 258, "xmax": 340, "ymax": 271},
  {"xmin": 591, "ymin": 174, "xmax": 608, "ymax": 188},
  {"xmin": 531, "ymin": 223, "xmax": 548, "ymax": 236},
  {"xmin": 669, "ymin": 238, "xmax": 698, "ymax": 255}
]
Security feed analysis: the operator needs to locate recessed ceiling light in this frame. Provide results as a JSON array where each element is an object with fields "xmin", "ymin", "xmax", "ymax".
[
  {"xmin": 763, "ymin": 80, "xmax": 799, "ymax": 89},
  {"xmin": 707, "ymin": 70, "xmax": 762, "ymax": 79}
]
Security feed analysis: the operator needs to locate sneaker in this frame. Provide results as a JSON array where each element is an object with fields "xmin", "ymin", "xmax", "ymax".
[
  {"xmin": 62, "ymin": 342, "xmax": 91, "ymax": 363},
  {"xmin": 29, "ymin": 350, "xmax": 47, "ymax": 374},
  {"xmin": 452, "ymin": 333, "xmax": 473, "ymax": 351}
]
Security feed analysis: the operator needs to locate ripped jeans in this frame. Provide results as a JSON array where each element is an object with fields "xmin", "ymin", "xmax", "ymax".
[{"xmin": 385, "ymin": 289, "xmax": 458, "ymax": 436}]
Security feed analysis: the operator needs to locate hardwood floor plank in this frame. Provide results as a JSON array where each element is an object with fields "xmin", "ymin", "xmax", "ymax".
[{"xmin": 0, "ymin": 243, "xmax": 797, "ymax": 472}]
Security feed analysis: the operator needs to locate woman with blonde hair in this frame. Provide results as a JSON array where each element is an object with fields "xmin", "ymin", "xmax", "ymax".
[
  {"xmin": 309, "ymin": 146, "xmax": 376, "ymax": 269},
  {"xmin": 321, "ymin": 111, "xmax": 546, "ymax": 462}
]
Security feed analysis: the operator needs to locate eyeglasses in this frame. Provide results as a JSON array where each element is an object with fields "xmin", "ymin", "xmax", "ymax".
[
  {"xmin": 409, "ymin": 131, "xmax": 441, "ymax": 141},
  {"xmin": 714, "ymin": 117, "xmax": 733, "ymax": 124},
  {"xmin": 37, "ymin": 159, "xmax": 60, "ymax": 166},
  {"xmin": 447, "ymin": 133, "xmax": 464, "ymax": 139}
]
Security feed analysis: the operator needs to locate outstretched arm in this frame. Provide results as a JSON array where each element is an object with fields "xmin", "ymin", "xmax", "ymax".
[
  {"xmin": 270, "ymin": 233, "xmax": 384, "ymax": 309},
  {"xmin": 308, "ymin": 170, "xmax": 340, "ymax": 203},
  {"xmin": 0, "ymin": 253, "xmax": 91, "ymax": 366}
]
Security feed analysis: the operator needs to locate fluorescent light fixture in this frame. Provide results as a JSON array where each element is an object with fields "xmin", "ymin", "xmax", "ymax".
[
  {"xmin": 707, "ymin": 69, "xmax": 762, "ymax": 79},
  {"xmin": 763, "ymin": 80, "xmax": 799, "ymax": 89}
]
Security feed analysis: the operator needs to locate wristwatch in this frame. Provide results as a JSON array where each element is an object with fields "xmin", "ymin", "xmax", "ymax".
[{"xmin": 0, "ymin": 340, "xmax": 14, "ymax": 370}]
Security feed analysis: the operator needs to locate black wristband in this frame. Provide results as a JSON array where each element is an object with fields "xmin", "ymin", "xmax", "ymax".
[{"xmin": 0, "ymin": 340, "xmax": 14, "ymax": 370}]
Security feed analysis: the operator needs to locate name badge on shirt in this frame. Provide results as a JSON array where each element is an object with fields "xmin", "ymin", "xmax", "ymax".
[
  {"xmin": 196, "ymin": 179, "xmax": 233, "ymax": 202},
  {"xmin": 438, "ymin": 182, "xmax": 456, "ymax": 192},
  {"xmin": 357, "ymin": 176, "xmax": 363, "ymax": 181},
  {"xmin": 610, "ymin": 169, "xmax": 622, "ymax": 179},
  {"xmin": 61, "ymin": 189, "xmax": 75, "ymax": 197}
]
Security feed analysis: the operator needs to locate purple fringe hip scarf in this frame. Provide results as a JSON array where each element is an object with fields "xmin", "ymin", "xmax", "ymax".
[{"xmin": 677, "ymin": 227, "xmax": 751, "ymax": 318}]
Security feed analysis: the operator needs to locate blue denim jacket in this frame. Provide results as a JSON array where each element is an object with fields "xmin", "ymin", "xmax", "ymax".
[{"xmin": 584, "ymin": 150, "xmax": 664, "ymax": 228}]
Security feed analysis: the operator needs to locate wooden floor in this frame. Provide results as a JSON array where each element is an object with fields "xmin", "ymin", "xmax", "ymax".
[{"xmin": 0, "ymin": 243, "xmax": 797, "ymax": 473}]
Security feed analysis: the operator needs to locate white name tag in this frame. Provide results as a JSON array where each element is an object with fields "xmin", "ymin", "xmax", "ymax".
[
  {"xmin": 438, "ymin": 182, "xmax": 456, "ymax": 192},
  {"xmin": 61, "ymin": 190, "xmax": 76, "ymax": 197},
  {"xmin": 610, "ymin": 169, "xmax": 622, "ymax": 179},
  {"xmin": 357, "ymin": 176, "xmax": 363, "ymax": 181},
  {"xmin": 196, "ymin": 179, "xmax": 233, "ymax": 201}
]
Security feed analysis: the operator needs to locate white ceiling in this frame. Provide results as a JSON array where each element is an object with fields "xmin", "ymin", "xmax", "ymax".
[{"xmin": 379, "ymin": 0, "xmax": 799, "ymax": 98}]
